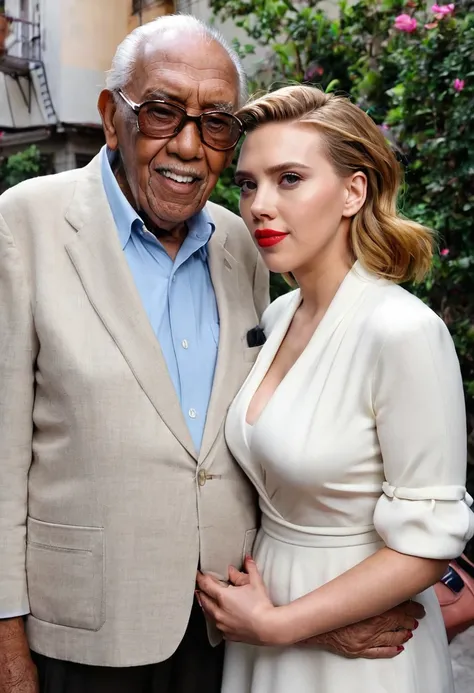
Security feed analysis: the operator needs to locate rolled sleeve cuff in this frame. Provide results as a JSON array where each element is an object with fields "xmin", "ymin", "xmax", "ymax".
[
  {"xmin": 374, "ymin": 483, "xmax": 474, "ymax": 559},
  {"xmin": 0, "ymin": 610, "xmax": 29, "ymax": 619}
]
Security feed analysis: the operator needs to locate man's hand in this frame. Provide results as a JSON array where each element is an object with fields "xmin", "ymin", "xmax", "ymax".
[
  {"xmin": 0, "ymin": 617, "xmax": 39, "ymax": 693},
  {"xmin": 301, "ymin": 600, "xmax": 425, "ymax": 659}
]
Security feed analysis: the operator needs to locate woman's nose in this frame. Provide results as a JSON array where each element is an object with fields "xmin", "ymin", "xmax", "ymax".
[{"xmin": 250, "ymin": 190, "xmax": 277, "ymax": 221}]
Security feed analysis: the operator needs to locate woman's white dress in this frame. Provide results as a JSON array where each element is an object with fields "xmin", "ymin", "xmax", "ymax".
[{"xmin": 222, "ymin": 261, "xmax": 474, "ymax": 693}]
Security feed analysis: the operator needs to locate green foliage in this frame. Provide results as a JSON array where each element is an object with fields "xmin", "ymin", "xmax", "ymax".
[
  {"xmin": 211, "ymin": 166, "xmax": 241, "ymax": 216},
  {"xmin": 0, "ymin": 144, "xmax": 42, "ymax": 191},
  {"xmin": 210, "ymin": 0, "xmax": 474, "ymax": 445},
  {"xmin": 210, "ymin": 141, "xmax": 243, "ymax": 215}
]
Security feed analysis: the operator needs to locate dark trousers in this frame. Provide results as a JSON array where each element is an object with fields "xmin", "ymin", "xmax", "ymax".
[{"xmin": 31, "ymin": 602, "xmax": 224, "ymax": 693}]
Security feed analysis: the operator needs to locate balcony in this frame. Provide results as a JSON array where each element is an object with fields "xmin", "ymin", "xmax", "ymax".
[{"xmin": 0, "ymin": 14, "xmax": 40, "ymax": 77}]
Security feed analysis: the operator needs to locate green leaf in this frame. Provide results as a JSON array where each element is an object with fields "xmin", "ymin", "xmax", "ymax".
[{"xmin": 325, "ymin": 79, "xmax": 340, "ymax": 92}]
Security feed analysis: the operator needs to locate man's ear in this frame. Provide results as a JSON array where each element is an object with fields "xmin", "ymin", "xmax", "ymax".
[
  {"xmin": 98, "ymin": 90, "xmax": 119, "ymax": 151},
  {"xmin": 342, "ymin": 172, "xmax": 367, "ymax": 218}
]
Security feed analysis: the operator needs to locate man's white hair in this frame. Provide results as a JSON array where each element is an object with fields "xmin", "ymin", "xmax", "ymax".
[{"xmin": 105, "ymin": 14, "xmax": 247, "ymax": 107}]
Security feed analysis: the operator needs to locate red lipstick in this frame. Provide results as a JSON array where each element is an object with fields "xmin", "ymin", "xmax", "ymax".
[{"xmin": 255, "ymin": 228, "xmax": 288, "ymax": 248}]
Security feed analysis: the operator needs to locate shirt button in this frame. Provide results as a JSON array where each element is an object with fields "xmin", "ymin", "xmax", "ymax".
[
  {"xmin": 197, "ymin": 469, "xmax": 207, "ymax": 486},
  {"xmin": 188, "ymin": 408, "xmax": 197, "ymax": 419},
  {"xmin": 182, "ymin": 339, "xmax": 188, "ymax": 349},
  {"xmin": 172, "ymin": 275, "xmax": 177, "ymax": 283}
]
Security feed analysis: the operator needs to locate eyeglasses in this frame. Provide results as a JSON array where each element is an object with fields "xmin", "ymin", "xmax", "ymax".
[{"xmin": 116, "ymin": 90, "xmax": 243, "ymax": 152}]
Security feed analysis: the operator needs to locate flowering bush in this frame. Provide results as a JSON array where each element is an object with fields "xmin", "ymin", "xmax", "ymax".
[{"xmin": 210, "ymin": 0, "xmax": 474, "ymax": 463}]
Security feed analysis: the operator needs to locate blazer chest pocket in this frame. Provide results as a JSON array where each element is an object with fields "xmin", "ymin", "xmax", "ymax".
[{"xmin": 26, "ymin": 517, "xmax": 105, "ymax": 631}]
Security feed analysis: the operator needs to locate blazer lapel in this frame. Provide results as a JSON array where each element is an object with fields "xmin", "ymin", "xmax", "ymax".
[
  {"xmin": 64, "ymin": 156, "xmax": 197, "ymax": 460},
  {"xmin": 198, "ymin": 229, "xmax": 242, "ymax": 463}
]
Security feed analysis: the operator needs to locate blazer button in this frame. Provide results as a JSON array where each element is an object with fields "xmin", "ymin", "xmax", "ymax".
[{"xmin": 197, "ymin": 469, "xmax": 207, "ymax": 486}]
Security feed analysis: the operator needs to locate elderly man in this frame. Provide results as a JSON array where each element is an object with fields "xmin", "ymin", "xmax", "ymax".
[{"xmin": 0, "ymin": 14, "xmax": 422, "ymax": 693}]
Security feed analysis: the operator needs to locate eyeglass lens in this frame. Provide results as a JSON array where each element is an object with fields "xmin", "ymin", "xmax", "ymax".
[{"xmin": 138, "ymin": 102, "xmax": 241, "ymax": 150}]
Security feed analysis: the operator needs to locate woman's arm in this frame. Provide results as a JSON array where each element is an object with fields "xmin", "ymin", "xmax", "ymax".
[
  {"xmin": 268, "ymin": 549, "xmax": 446, "ymax": 645},
  {"xmin": 198, "ymin": 303, "xmax": 474, "ymax": 646},
  {"xmin": 197, "ymin": 551, "xmax": 441, "ymax": 646}
]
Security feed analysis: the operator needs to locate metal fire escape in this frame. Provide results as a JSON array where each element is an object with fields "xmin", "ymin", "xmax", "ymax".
[{"xmin": 0, "ymin": 3, "xmax": 57, "ymax": 124}]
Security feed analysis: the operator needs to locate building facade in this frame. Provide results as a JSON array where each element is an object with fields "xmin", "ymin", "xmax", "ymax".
[{"xmin": 0, "ymin": 0, "xmax": 174, "ymax": 171}]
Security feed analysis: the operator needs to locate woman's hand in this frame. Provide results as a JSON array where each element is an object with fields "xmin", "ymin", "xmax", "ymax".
[{"xmin": 196, "ymin": 557, "xmax": 284, "ymax": 646}]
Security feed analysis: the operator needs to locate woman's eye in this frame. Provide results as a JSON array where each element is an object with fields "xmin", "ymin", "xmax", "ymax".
[
  {"xmin": 281, "ymin": 173, "xmax": 301, "ymax": 186},
  {"xmin": 236, "ymin": 180, "xmax": 256, "ymax": 194}
]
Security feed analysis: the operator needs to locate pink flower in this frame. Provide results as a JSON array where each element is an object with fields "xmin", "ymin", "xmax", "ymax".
[
  {"xmin": 453, "ymin": 78, "xmax": 465, "ymax": 92},
  {"xmin": 431, "ymin": 3, "xmax": 455, "ymax": 16},
  {"xmin": 425, "ymin": 21, "xmax": 439, "ymax": 29},
  {"xmin": 304, "ymin": 63, "xmax": 324, "ymax": 81},
  {"xmin": 440, "ymin": 248, "xmax": 450, "ymax": 257},
  {"xmin": 394, "ymin": 14, "xmax": 418, "ymax": 32}
]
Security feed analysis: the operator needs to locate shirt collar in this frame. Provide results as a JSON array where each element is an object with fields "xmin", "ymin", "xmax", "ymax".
[
  {"xmin": 100, "ymin": 145, "xmax": 215, "ymax": 257},
  {"xmin": 184, "ymin": 205, "xmax": 215, "ymax": 262}
]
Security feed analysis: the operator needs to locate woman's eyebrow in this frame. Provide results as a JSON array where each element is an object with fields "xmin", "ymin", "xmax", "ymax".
[{"xmin": 235, "ymin": 162, "xmax": 312, "ymax": 179}]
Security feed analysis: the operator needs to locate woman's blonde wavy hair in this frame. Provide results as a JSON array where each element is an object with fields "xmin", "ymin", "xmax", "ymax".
[{"xmin": 236, "ymin": 85, "xmax": 433, "ymax": 283}]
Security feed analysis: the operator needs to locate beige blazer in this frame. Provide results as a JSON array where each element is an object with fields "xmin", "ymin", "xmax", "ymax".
[{"xmin": 0, "ymin": 155, "xmax": 269, "ymax": 666}]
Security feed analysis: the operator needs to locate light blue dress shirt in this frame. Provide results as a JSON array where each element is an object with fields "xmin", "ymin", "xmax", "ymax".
[{"xmin": 101, "ymin": 146, "xmax": 219, "ymax": 453}]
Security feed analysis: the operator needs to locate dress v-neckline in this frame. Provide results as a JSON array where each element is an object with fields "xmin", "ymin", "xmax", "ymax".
[
  {"xmin": 244, "ymin": 261, "xmax": 379, "ymax": 429},
  {"xmin": 244, "ymin": 290, "xmax": 302, "ymax": 427}
]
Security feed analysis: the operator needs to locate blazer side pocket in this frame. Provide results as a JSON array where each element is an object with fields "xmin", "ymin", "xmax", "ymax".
[{"xmin": 26, "ymin": 517, "xmax": 105, "ymax": 631}]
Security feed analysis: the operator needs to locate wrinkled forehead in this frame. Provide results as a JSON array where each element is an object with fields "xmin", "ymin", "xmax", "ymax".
[{"xmin": 129, "ymin": 30, "xmax": 240, "ymax": 111}]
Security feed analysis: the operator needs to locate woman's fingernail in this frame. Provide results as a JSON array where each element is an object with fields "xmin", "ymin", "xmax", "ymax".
[
  {"xmin": 407, "ymin": 632, "xmax": 413, "ymax": 640},
  {"xmin": 397, "ymin": 646, "xmax": 404, "ymax": 652},
  {"xmin": 245, "ymin": 554, "xmax": 254, "ymax": 562},
  {"xmin": 195, "ymin": 590, "xmax": 202, "ymax": 608},
  {"xmin": 413, "ymin": 620, "xmax": 419, "ymax": 630}
]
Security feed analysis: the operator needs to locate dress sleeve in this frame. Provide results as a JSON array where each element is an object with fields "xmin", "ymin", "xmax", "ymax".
[{"xmin": 372, "ymin": 306, "xmax": 474, "ymax": 559}]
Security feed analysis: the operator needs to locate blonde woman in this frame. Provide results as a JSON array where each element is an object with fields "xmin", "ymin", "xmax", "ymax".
[{"xmin": 196, "ymin": 86, "xmax": 474, "ymax": 693}]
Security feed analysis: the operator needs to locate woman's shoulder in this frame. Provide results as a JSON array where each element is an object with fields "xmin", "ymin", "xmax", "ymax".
[
  {"xmin": 261, "ymin": 289, "xmax": 299, "ymax": 335},
  {"xmin": 367, "ymin": 281, "xmax": 451, "ymax": 348}
]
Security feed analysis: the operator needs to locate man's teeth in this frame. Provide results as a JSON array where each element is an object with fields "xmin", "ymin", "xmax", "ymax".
[{"xmin": 161, "ymin": 170, "xmax": 195, "ymax": 184}]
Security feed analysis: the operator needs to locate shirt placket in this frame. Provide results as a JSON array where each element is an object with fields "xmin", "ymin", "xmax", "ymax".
[{"xmin": 168, "ymin": 265, "xmax": 200, "ymax": 437}]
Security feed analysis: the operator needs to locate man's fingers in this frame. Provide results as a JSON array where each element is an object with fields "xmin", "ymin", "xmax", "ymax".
[
  {"xmin": 388, "ymin": 614, "xmax": 419, "ymax": 632},
  {"xmin": 375, "ymin": 630, "xmax": 413, "ymax": 648},
  {"xmin": 399, "ymin": 600, "xmax": 426, "ymax": 620},
  {"xmin": 361, "ymin": 646, "xmax": 405, "ymax": 659}
]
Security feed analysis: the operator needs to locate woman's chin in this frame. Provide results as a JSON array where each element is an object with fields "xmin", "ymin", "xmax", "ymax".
[{"xmin": 262, "ymin": 258, "xmax": 296, "ymax": 276}]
